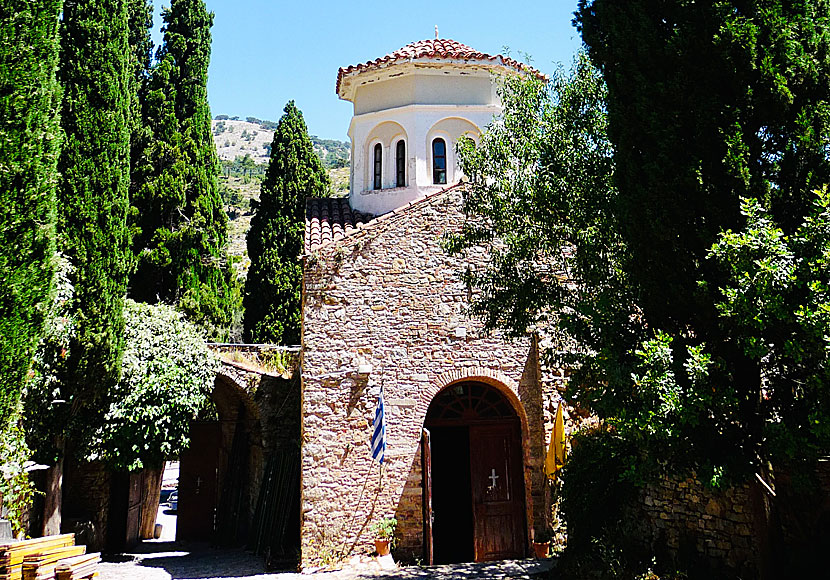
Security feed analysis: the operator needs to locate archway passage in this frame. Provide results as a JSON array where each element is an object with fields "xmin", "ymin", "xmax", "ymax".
[{"xmin": 423, "ymin": 381, "xmax": 527, "ymax": 564}]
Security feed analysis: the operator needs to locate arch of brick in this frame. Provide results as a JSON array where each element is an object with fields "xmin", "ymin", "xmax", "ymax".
[
  {"xmin": 419, "ymin": 366, "xmax": 535, "ymax": 550},
  {"xmin": 418, "ymin": 366, "xmax": 530, "ymax": 443}
]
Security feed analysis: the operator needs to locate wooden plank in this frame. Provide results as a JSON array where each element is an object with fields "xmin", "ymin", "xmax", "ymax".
[
  {"xmin": 0, "ymin": 535, "xmax": 76, "ymax": 580},
  {"xmin": 22, "ymin": 546, "xmax": 86, "ymax": 580},
  {"xmin": 54, "ymin": 553, "xmax": 99, "ymax": 580},
  {"xmin": 0, "ymin": 535, "xmax": 75, "ymax": 553},
  {"xmin": 23, "ymin": 545, "xmax": 85, "ymax": 566}
]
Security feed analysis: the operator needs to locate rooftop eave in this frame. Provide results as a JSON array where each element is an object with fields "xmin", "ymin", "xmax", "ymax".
[{"xmin": 336, "ymin": 57, "xmax": 543, "ymax": 103}]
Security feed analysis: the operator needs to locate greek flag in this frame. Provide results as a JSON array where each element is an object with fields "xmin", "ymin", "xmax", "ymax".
[{"xmin": 370, "ymin": 387, "xmax": 386, "ymax": 464}]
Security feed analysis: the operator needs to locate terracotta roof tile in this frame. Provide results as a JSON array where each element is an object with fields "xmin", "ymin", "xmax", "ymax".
[
  {"xmin": 336, "ymin": 38, "xmax": 547, "ymax": 96},
  {"xmin": 304, "ymin": 183, "xmax": 467, "ymax": 255},
  {"xmin": 305, "ymin": 197, "xmax": 373, "ymax": 254}
]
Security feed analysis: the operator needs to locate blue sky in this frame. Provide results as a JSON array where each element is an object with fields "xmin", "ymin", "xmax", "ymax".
[{"xmin": 153, "ymin": 1, "xmax": 583, "ymax": 140}]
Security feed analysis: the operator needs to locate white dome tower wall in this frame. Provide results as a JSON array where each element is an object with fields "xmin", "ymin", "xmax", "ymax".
[{"xmin": 337, "ymin": 38, "xmax": 545, "ymax": 216}]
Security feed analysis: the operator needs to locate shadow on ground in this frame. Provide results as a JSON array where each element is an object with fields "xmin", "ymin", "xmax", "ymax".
[
  {"xmin": 127, "ymin": 540, "xmax": 271, "ymax": 579},
  {"xmin": 101, "ymin": 539, "xmax": 554, "ymax": 580},
  {"xmin": 349, "ymin": 559, "xmax": 554, "ymax": 579}
]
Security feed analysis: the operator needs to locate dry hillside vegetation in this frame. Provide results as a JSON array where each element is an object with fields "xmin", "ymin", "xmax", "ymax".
[
  {"xmin": 213, "ymin": 117, "xmax": 350, "ymax": 278},
  {"xmin": 212, "ymin": 119, "xmax": 271, "ymax": 163}
]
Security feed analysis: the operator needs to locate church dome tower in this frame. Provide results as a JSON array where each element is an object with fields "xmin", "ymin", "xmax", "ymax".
[{"xmin": 336, "ymin": 34, "xmax": 544, "ymax": 215}]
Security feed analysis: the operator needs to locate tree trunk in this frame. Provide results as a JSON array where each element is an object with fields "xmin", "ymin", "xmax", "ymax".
[{"xmin": 42, "ymin": 454, "xmax": 63, "ymax": 536}]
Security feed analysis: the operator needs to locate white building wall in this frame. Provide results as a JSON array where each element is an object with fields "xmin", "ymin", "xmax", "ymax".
[
  {"xmin": 348, "ymin": 105, "xmax": 497, "ymax": 215},
  {"xmin": 344, "ymin": 64, "xmax": 507, "ymax": 216},
  {"xmin": 353, "ymin": 73, "xmax": 494, "ymax": 115}
]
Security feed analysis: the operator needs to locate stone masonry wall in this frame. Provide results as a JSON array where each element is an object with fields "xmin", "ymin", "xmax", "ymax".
[
  {"xmin": 301, "ymin": 187, "xmax": 565, "ymax": 566},
  {"xmin": 632, "ymin": 475, "xmax": 765, "ymax": 577}
]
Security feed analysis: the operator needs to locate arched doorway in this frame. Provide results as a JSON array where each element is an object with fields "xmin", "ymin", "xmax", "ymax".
[
  {"xmin": 177, "ymin": 372, "xmax": 263, "ymax": 545},
  {"xmin": 423, "ymin": 381, "xmax": 527, "ymax": 564}
]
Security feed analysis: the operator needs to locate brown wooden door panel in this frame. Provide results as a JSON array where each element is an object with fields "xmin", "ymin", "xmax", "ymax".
[
  {"xmin": 177, "ymin": 422, "xmax": 221, "ymax": 542},
  {"xmin": 422, "ymin": 428, "xmax": 434, "ymax": 565},
  {"xmin": 470, "ymin": 423, "xmax": 526, "ymax": 561}
]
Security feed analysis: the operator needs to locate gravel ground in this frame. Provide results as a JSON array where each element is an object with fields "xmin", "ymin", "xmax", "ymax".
[
  {"xmin": 99, "ymin": 502, "xmax": 553, "ymax": 579},
  {"xmin": 98, "ymin": 542, "xmax": 554, "ymax": 580}
]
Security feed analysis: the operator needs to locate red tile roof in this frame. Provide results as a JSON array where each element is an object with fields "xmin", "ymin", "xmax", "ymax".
[
  {"xmin": 336, "ymin": 38, "xmax": 547, "ymax": 97},
  {"xmin": 304, "ymin": 183, "xmax": 467, "ymax": 255},
  {"xmin": 305, "ymin": 197, "xmax": 373, "ymax": 253}
]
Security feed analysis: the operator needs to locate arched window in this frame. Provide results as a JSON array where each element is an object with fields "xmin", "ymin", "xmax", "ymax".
[
  {"xmin": 432, "ymin": 138, "xmax": 447, "ymax": 184},
  {"xmin": 396, "ymin": 140, "xmax": 406, "ymax": 187},
  {"xmin": 373, "ymin": 143, "xmax": 382, "ymax": 190}
]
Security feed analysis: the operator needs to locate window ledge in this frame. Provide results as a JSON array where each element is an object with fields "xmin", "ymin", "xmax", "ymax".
[{"xmin": 360, "ymin": 186, "xmax": 410, "ymax": 195}]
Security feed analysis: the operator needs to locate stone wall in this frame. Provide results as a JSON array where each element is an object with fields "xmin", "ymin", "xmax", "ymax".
[
  {"xmin": 301, "ymin": 187, "xmax": 568, "ymax": 566},
  {"xmin": 62, "ymin": 460, "xmax": 111, "ymax": 551},
  {"xmin": 633, "ymin": 475, "xmax": 765, "ymax": 577},
  {"xmin": 626, "ymin": 463, "xmax": 830, "ymax": 578}
]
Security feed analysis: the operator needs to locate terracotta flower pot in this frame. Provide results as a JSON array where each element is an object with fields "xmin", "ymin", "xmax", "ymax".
[
  {"xmin": 374, "ymin": 538, "xmax": 391, "ymax": 556},
  {"xmin": 532, "ymin": 541, "xmax": 550, "ymax": 559}
]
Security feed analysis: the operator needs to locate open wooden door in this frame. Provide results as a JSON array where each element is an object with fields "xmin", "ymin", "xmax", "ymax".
[
  {"xmin": 469, "ymin": 423, "xmax": 526, "ymax": 561},
  {"xmin": 422, "ymin": 428, "xmax": 434, "ymax": 565}
]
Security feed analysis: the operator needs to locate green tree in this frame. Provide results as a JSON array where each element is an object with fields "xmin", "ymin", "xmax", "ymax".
[
  {"xmin": 126, "ymin": 0, "xmax": 153, "ymax": 216},
  {"xmin": 24, "ymin": 0, "xmax": 133, "ymax": 534},
  {"xmin": 573, "ymin": 0, "xmax": 830, "ymax": 478},
  {"xmin": 452, "ymin": 2, "xmax": 830, "ymax": 488},
  {"xmin": 129, "ymin": 0, "xmax": 240, "ymax": 340},
  {"xmin": 94, "ymin": 299, "xmax": 218, "ymax": 471},
  {"xmin": 55, "ymin": 0, "xmax": 132, "ymax": 440},
  {"xmin": 243, "ymin": 101, "xmax": 330, "ymax": 344},
  {"xmin": 0, "ymin": 0, "xmax": 62, "ymax": 427},
  {"xmin": 452, "ymin": 43, "xmax": 830, "ymax": 577}
]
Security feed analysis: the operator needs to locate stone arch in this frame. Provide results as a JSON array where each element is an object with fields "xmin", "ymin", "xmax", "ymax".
[
  {"xmin": 214, "ymin": 368, "xmax": 261, "ymax": 424},
  {"xmin": 178, "ymin": 366, "xmax": 263, "ymax": 545},
  {"xmin": 417, "ymin": 366, "xmax": 528, "ymax": 441},
  {"xmin": 418, "ymin": 367, "xmax": 531, "ymax": 562}
]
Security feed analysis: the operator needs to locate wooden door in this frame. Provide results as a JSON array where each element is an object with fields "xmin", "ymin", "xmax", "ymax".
[
  {"xmin": 125, "ymin": 470, "xmax": 143, "ymax": 547},
  {"xmin": 177, "ymin": 422, "xmax": 221, "ymax": 542},
  {"xmin": 422, "ymin": 428, "xmax": 434, "ymax": 565},
  {"xmin": 469, "ymin": 422, "xmax": 526, "ymax": 561}
]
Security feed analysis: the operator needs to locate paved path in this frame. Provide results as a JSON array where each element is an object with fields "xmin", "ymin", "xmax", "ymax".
[{"xmin": 98, "ymin": 541, "xmax": 554, "ymax": 580}]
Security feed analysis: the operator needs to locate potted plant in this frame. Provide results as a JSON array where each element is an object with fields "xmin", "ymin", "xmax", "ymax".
[
  {"xmin": 369, "ymin": 516, "xmax": 397, "ymax": 556},
  {"xmin": 532, "ymin": 527, "xmax": 552, "ymax": 558}
]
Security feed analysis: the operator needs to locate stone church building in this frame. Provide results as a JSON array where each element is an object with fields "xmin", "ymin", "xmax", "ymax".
[{"xmin": 300, "ymin": 36, "xmax": 568, "ymax": 566}]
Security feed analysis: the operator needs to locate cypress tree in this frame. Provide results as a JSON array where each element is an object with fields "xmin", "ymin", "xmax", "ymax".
[
  {"xmin": 0, "ymin": 0, "xmax": 62, "ymax": 425},
  {"xmin": 243, "ymin": 101, "xmax": 330, "ymax": 344},
  {"xmin": 55, "ymin": 0, "xmax": 131, "ymax": 440},
  {"xmin": 126, "ymin": 0, "xmax": 153, "ymax": 201},
  {"xmin": 129, "ymin": 0, "xmax": 240, "ymax": 340}
]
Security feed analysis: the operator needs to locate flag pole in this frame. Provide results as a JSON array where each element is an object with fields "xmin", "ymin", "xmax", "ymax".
[{"xmin": 344, "ymin": 372, "xmax": 387, "ymax": 558}]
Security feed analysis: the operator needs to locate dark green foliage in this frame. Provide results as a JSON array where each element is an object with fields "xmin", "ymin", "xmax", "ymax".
[
  {"xmin": 453, "ymin": 11, "xmax": 830, "ymax": 486},
  {"xmin": 53, "ymin": 0, "xmax": 131, "ymax": 447},
  {"xmin": 558, "ymin": 430, "xmax": 647, "ymax": 579},
  {"xmin": 573, "ymin": 0, "xmax": 830, "ymax": 478},
  {"xmin": 0, "ymin": 0, "xmax": 61, "ymax": 426},
  {"xmin": 243, "ymin": 101, "xmax": 330, "ymax": 344},
  {"xmin": 129, "ymin": 0, "xmax": 240, "ymax": 340},
  {"xmin": 126, "ymin": 0, "xmax": 153, "ymax": 229},
  {"xmin": 449, "ymin": 6, "xmax": 830, "ymax": 575}
]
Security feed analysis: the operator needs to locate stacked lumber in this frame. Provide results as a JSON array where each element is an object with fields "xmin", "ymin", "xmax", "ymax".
[
  {"xmin": 0, "ymin": 535, "xmax": 75, "ymax": 580},
  {"xmin": 22, "ymin": 545, "xmax": 86, "ymax": 580},
  {"xmin": 54, "ymin": 554, "xmax": 100, "ymax": 580}
]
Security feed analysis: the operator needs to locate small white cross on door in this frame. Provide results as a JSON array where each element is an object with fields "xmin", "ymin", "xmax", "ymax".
[{"xmin": 488, "ymin": 468, "xmax": 499, "ymax": 490}]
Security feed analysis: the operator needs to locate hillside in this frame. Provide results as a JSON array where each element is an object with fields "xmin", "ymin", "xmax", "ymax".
[
  {"xmin": 212, "ymin": 116, "xmax": 350, "ymax": 168},
  {"xmin": 213, "ymin": 116, "xmax": 350, "ymax": 277}
]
